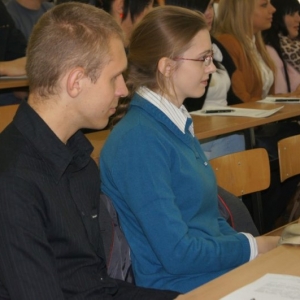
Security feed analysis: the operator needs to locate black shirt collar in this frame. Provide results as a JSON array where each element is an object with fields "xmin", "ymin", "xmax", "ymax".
[{"xmin": 13, "ymin": 101, "xmax": 93, "ymax": 182}]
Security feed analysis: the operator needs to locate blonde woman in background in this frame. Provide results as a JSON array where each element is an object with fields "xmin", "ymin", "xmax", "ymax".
[
  {"xmin": 214, "ymin": 0, "xmax": 300, "ymax": 102},
  {"xmin": 214, "ymin": 0, "xmax": 300, "ymax": 232}
]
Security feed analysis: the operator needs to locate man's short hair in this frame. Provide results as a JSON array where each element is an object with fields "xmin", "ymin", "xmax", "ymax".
[{"xmin": 26, "ymin": 3, "xmax": 124, "ymax": 97}]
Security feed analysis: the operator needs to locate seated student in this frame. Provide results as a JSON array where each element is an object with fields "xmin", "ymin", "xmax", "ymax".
[
  {"xmin": 100, "ymin": 6, "xmax": 279, "ymax": 294},
  {"xmin": 263, "ymin": 0, "xmax": 300, "ymax": 94},
  {"xmin": 214, "ymin": 0, "xmax": 300, "ymax": 102},
  {"xmin": 165, "ymin": 0, "xmax": 245, "ymax": 160},
  {"xmin": 95, "ymin": 0, "xmax": 124, "ymax": 24},
  {"xmin": 0, "ymin": 0, "xmax": 27, "ymax": 106},
  {"xmin": 96, "ymin": 0, "xmax": 154, "ymax": 47},
  {"xmin": 0, "ymin": 3, "xmax": 179, "ymax": 299},
  {"xmin": 214, "ymin": 0, "xmax": 300, "ymax": 232},
  {"xmin": 6, "ymin": 0, "xmax": 53, "ymax": 42}
]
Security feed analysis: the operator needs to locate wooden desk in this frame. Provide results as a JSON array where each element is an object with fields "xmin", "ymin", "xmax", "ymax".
[
  {"xmin": 0, "ymin": 77, "xmax": 29, "ymax": 89},
  {"xmin": 176, "ymin": 244, "xmax": 300, "ymax": 300},
  {"xmin": 193, "ymin": 102, "xmax": 300, "ymax": 140},
  {"xmin": 85, "ymin": 102, "xmax": 300, "ymax": 156},
  {"xmin": 0, "ymin": 104, "xmax": 18, "ymax": 132}
]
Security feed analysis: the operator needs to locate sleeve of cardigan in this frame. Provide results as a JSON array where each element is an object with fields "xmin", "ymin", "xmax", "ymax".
[
  {"xmin": 101, "ymin": 126, "xmax": 250, "ymax": 275},
  {"xmin": 216, "ymin": 34, "xmax": 262, "ymax": 102}
]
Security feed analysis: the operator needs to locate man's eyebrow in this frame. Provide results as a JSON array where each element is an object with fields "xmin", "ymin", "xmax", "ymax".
[{"xmin": 114, "ymin": 65, "xmax": 128, "ymax": 77}]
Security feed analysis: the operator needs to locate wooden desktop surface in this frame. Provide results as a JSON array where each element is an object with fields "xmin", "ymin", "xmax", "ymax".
[
  {"xmin": 176, "ymin": 244, "xmax": 300, "ymax": 300},
  {"xmin": 0, "ymin": 77, "xmax": 29, "ymax": 89},
  {"xmin": 86, "ymin": 101, "xmax": 300, "ymax": 158},
  {"xmin": 2, "ymin": 102, "xmax": 300, "ymax": 159},
  {"xmin": 193, "ymin": 102, "xmax": 300, "ymax": 139}
]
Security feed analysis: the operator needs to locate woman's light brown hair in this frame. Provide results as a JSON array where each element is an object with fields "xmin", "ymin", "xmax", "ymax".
[{"xmin": 112, "ymin": 5, "xmax": 207, "ymax": 126}]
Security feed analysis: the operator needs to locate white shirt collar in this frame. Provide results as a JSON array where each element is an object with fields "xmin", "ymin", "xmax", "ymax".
[{"xmin": 136, "ymin": 86, "xmax": 194, "ymax": 136}]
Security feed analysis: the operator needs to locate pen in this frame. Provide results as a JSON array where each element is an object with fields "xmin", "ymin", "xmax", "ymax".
[
  {"xmin": 275, "ymin": 99, "xmax": 300, "ymax": 102},
  {"xmin": 204, "ymin": 109, "xmax": 235, "ymax": 113}
]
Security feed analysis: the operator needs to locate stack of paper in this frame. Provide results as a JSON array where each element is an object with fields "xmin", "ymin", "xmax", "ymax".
[{"xmin": 221, "ymin": 274, "xmax": 300, "ymax": 300}]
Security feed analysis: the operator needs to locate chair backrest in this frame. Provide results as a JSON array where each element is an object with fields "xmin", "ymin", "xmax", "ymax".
[
  {"xmin": 278, "ymin": 134, "xmax": 300, "ymax": 182},
  {"xmin": 209, "ymin": 148, "xmax": 270, "ymax": 197},
  {"xmin": 0, "ymin": 104, "xmax": 18, "ymax": 133},
  {"xmin": 85, "ymin": 130, "xmax": 110, "ymax": 166}
]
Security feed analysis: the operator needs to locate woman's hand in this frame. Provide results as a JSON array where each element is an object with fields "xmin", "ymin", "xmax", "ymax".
[{"xmin": 255, "ymin": 236, "xmax": 280, "ymax": 254}]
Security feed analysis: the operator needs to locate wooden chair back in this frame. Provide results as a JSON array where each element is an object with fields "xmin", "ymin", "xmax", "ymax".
[
  {"xmin": 278, "ymin": 134, "xmax": 300, "ymax": 182},
  {"xmin": 0, "ymin": 104, "xmax": 18, "ymax": 132},
  {"xmin": 210, "ymin": 148, "xmax": 270, "ymax": 197},
  {"xmin": 85, "ymin": 130, "xmax": 110, "ymax": 166}
]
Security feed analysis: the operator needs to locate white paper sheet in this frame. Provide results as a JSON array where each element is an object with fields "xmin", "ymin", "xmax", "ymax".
[
  {"xmin": 258, "ymin": 97, "xmax": 300, "ymax": 104},
  {"xmin": 190, "ymin": 105, "xmax": 284, "ymax": 118},
  {"xmin": 221, "ymin": 274, "xmax": 300, "ymax": 300}
]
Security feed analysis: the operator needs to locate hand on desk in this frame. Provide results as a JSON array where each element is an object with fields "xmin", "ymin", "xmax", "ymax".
[
  {"xmin": 255, "ymin": 236, "xmax": 280, "ymax": 254},
  {"xmin": 0, "ymin": 57, "xmax": 26, "ymax": 76}
]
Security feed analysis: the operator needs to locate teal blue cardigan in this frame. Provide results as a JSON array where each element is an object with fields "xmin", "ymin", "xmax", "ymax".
[{"xmin": 100, "ymin": 93, "xmax": 250, "ymax": 293}]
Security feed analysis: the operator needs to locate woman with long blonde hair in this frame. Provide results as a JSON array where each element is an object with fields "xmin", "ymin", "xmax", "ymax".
[{"xmin": 214, "ymin": 0, "xmax": 300, "ymax": 102}]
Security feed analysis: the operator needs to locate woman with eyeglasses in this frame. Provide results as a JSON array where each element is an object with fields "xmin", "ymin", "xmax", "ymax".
[
  {"xmin": 165, "ymin": 0, "xmax": 245, "ymax": 161},
  {"xmin": 100, "ymin": 6, "xmax": 279, "ymax": 294}
]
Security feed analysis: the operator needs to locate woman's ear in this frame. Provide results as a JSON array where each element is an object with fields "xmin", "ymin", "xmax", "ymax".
[{"xmin": 157, "ymin": 57, "xmax": 175, "ymax": 78}]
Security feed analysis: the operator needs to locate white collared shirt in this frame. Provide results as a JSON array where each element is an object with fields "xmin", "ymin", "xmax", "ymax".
[{"xmin": 137, "ymin": 86, "xmax": 194, "ymax": 136}]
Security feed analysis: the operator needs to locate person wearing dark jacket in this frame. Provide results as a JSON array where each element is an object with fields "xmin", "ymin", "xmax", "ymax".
[
  {"xmin": 0, "ymin": 3, "xmax": 179, "ymax": 299},
  {"xmin": 0, "ymin": 0, "xmax": 27, "ymax": 105}
]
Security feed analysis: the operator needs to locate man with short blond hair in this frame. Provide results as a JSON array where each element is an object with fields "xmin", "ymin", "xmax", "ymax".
[{"xmin": 0, "ymin": 3, "xmax": 179, "ymax": 299}]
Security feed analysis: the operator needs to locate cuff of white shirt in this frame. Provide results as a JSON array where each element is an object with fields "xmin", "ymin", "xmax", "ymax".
[{"xmin": 241, "ymin": 232, "xmax": 258, "ymax": 261}]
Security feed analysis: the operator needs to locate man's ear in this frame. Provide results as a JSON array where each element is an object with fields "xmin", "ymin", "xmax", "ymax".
[
  {"xmin": 66, "ymin": 67, "xmax": 86, "ymax": 98},
  {"xmin": 157, "ymin": 57, "xmax": 175, "ymax": 78}
]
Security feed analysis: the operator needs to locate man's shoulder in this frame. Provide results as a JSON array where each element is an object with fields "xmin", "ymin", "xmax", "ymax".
[{"xmin": 0, "ymin": 124, "xmax": 27, "ymax": 173}]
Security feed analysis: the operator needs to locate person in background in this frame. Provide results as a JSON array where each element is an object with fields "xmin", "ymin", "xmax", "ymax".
[
  {"xmin": 214, "ymin": 0, "xmax": 300, "ymax": 102},
  {"xmin": 165, "ymin": 0, "xmax": 245, "ymax": 160},
  {"xmin": 263, "ymin": 0, "xmax": 300, "ymax": 94},
  {"xmin": 95, "ymin": 0, "xmax": 124, "ymax": 24},
  {"xmin": 6, "ymin": 0, "xmax": 53, "ymax": 41},
  {"xmin": 0, "ymin": 0, "xmax": 27, "ymax": 106},
  {"xmin": 0, "ymin": 3, "xmax": 179, "ymax": 299},
  {"xmin": 96, "ymin": 0, "xmax": 154, "ymax": 47},
  {"xmin": 214, "ymin": 0, "xmax": 300, "ymax": 232},
  {"xmin": 100, "ymin": 5, "xmax": 279, "ymax": 294},
  {"xmin": 121, "ymin": 0, "xmax": 154, "ymax": 46}
]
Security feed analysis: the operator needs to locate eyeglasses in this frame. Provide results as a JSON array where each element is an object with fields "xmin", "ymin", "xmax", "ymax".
[{"xmin": 173, "ymin": 51, "xmax": 214, "ymax": 66}]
